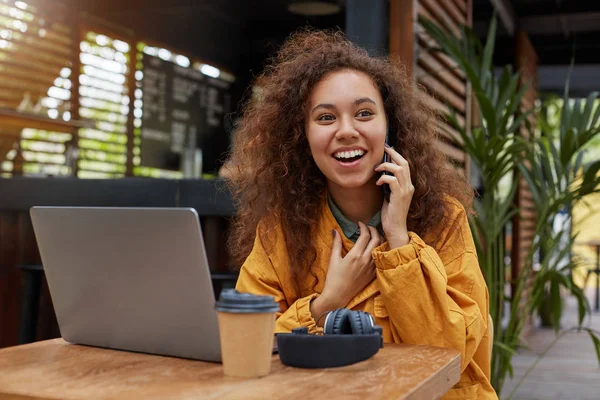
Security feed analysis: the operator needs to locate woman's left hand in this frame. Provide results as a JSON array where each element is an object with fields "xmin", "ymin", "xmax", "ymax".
[{"xmin": 374, "ymin": 146, "xmax": 414, "ymax": 249}]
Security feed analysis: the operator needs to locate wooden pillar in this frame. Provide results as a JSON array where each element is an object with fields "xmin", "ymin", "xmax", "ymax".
[
  {"xmin": 389, "ymin": 0, "xmax": 416, "ymax": 78},
  {"xmin": 512, "ymin": 30, "xmax": 538, "ymax": 337}
]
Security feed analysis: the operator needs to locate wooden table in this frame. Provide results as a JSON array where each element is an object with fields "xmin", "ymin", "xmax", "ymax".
[{"xmin": 0, "ymin": 339, "xmax": 461, "ymax": 400}]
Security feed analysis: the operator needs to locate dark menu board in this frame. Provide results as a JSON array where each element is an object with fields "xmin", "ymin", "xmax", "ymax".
[{"xmin": 141, "ymin": 55, "xmax": 231, "ymax": 170}]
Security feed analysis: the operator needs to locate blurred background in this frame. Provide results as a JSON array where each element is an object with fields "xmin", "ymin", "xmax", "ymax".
[{"xmin": 0, "ymin": 1, "xmax": 599, "ymax": 398}]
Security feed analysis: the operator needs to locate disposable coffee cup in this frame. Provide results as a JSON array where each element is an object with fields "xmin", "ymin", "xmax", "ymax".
[{"xmin": 215, "ymin": 289, "xmax": 280, "ymax": 378}]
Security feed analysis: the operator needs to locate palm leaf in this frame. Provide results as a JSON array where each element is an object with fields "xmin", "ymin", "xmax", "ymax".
[
  {"xmin": 575, "ymin": 126, "xmax": 600, "ymax": 153},
  {"xmin": 581, "ymin": 92, "xmax": 598, "ymax": 131},
  {"xmin": 550, "ymin": 279, "xmax": 563, "ymax": 332},
  {"xmin": 559, "ymin": 56, "xmax": 575, "ymax": 141},
  {"xmin": 571, "ymin": 99, "xmax": 582, "ymax": 135},
  {"xmin": 587, "ymin": 330, "xmax": 600, "ymax": 367},
  {"xmin": 474, "ymin": 89, "xmax": 498, "ymax": 135},
  {"xmin": 481, "ymin": 16, "xmax": 497, "ymax": 82},
  {"xmin": 579, "ymin": 160, "xmax": 600, "ymax": 196},
  {"xmin": 570, "ymin": 282, "xmax": 590, "ymax": 326},
  {"xmin": 548, "ymin": 140, "xmax": 565, "ymax": 190},
  {"xmin": 591, "ymin": 99, "xmax": 600, "ymax": 129},
  {"xmin": 496, "ymin": 69, "xmax": 519, "ymax": 119},
  {"xmin": 494, "ymin": 341, "xmax": 517, "ymax": 356},
  {"xmin": 572, "ymin": 150, "xmax": 585, "ymax": 182}
]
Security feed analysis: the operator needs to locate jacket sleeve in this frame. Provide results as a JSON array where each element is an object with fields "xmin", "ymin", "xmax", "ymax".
[
  {"xmin": 372, "ymin": 204, "xmax": 489, "ymax": 372},
  {"xmin": 235, "ymin": 230, "xmax": 323, "ymax": 334}
]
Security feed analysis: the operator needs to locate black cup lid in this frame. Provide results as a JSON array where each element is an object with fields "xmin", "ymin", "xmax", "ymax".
[{"xmin": 215, "ymin": 289, "xmax": 280, "ymax": 313}]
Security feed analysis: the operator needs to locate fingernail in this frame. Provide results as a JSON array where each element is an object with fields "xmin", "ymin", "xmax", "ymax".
[
  {"xmin": 384, "ymin": 143, "xmax": 391, "ymax": 148},
  {"xmin": 374, "ymin": 163, "xmax": 380, "ymax": 170},
  {"xmin": 332, "ymin": 229, "xmax": 336, "ymax": 238}
]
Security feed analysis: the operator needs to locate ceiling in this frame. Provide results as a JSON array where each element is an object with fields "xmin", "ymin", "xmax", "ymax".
[
  {"xmin": 71, "ymin": 0, "xmax": 344, "ymax": 75},
  {"xmin": 473, "ymin": 0, "xmax": 600, "ymax": 95},
  {"xmin": 473, "ymin": 0, "xmax": 600, "ymax": 65},
  {"xmin": 65, "ymin": 0, "xmax": 345, "ymax": 105},
  {"xmin": 66, "ymin": 0, "xmax": 598, "ymax": 96},
  {"xmin": 71, "ymin": 0, "xmax": 600, "ymax": 66}
]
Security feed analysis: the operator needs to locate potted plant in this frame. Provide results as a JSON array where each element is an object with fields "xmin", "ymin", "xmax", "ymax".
[{"xmin": 419, "ymin": 14, "xmax": 600, "ymax": 395}]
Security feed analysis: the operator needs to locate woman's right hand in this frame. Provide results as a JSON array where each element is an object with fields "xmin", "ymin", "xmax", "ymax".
[{"xmin": 310, "ymin": 222, "xmax": 382, "ymax": 325}]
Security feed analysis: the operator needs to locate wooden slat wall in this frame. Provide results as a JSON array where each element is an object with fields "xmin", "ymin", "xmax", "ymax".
[
  {"xmin": 75, "ymin": 27, "xmax": 132, "ymax": 178},
  {"xmin": 0, "ymin": 0, "xmax": 74, "ymax": 177},
  {"xmin": 416, "ymin": 0, "xmax": 471, "ymax": 174},
  {"xmin": 390, "ymin": 0, "xmax": 471, "ymax": 176},
  {"xmin": 0, "ymin": 2, "xmax": 234, "ymax": 179},
  {"xmin": 513, "ymin": 30, "xmax": 538, "ymax": 337}
]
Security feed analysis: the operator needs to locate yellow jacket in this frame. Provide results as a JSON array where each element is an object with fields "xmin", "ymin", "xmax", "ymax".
[{"xmin": 236, "ymin": 196, "xmax": 497, "ymax": 399}]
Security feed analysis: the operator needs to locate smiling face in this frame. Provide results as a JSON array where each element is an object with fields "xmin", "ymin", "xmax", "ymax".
[{"xmin": 305, "ymin": 69, "xmax": 387, "ymax": 192}]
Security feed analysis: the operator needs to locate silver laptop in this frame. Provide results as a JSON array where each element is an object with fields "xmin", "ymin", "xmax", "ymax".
[{"xmin": 30, "ymin": 206, "xmax": 222, "ymax": 362}]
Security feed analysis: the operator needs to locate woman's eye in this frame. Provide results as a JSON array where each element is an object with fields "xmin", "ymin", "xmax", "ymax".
[
  {"xmin": 357, "ymin": 110, "xmax": 373, "ymax": 117},
  {"xmin": 317, "ymin": 114, "xmax": 335, "ymax": 121}
]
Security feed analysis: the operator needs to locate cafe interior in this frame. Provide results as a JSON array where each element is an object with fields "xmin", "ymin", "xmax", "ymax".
[{"xmin": 1, "ymin": 0, "xmax": 600, "ymax": 398}]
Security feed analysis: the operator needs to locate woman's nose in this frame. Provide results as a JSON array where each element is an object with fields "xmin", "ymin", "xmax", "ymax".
[{"xmin": 335, "ymin": 118, "xmax": 359, "ymax": 140}]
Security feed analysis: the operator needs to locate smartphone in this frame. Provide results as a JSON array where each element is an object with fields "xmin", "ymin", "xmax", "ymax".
[{"xmin": 382, "ymin": 126, "xmax": 396, "ymax": 203}]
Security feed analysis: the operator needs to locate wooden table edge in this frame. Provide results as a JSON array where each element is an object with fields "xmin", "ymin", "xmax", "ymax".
[
  {"xmin": 403, "ymin": 348, "xmax": 461, "ymax": 400},
  {"xmin": 0, "ymin": 339, "xmax": 463, "ymax": 400}
]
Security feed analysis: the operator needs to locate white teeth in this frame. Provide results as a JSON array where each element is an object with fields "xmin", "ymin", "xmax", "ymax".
[{"xmin": 334, "ymin": 149, "xmax": 365, "ymax": 159}]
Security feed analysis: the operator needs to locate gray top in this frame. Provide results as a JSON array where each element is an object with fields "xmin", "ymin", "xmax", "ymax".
[{"xmin": 327, "ymin": 195, "xmax": 385, "ymax": 242}]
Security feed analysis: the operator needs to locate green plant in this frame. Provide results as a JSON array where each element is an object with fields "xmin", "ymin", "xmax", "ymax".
[
  {"xmin": 420, "ymin": 14, "xmax": 528, "ymax": 392},
  {"xmin": 518, "ymin": 85, "xmax": 600, "ymax": 329},
  {"xmin": 419, "ymin": 14, "xmax": 600, "ymax": 395}
]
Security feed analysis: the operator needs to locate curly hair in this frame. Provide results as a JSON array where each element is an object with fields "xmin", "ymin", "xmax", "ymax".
[{"xmin": 226, "ymin": 28, "xmax": 473, "ymax": 296}]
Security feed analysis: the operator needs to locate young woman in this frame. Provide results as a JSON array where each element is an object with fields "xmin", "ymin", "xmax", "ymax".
[{"xmin": 226, "ymin": 29, "xmax": 496, "ymax": 399}]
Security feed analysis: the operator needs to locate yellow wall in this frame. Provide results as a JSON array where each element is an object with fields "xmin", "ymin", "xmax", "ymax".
[{"xmin": 572, "ymin": 191, "xmax": 600, "ymax": 287}]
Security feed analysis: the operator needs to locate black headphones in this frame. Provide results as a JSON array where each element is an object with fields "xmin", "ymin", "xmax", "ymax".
[{"xmin": 277, "ymin": 308, "xmax": 384, "ymax": 368}]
